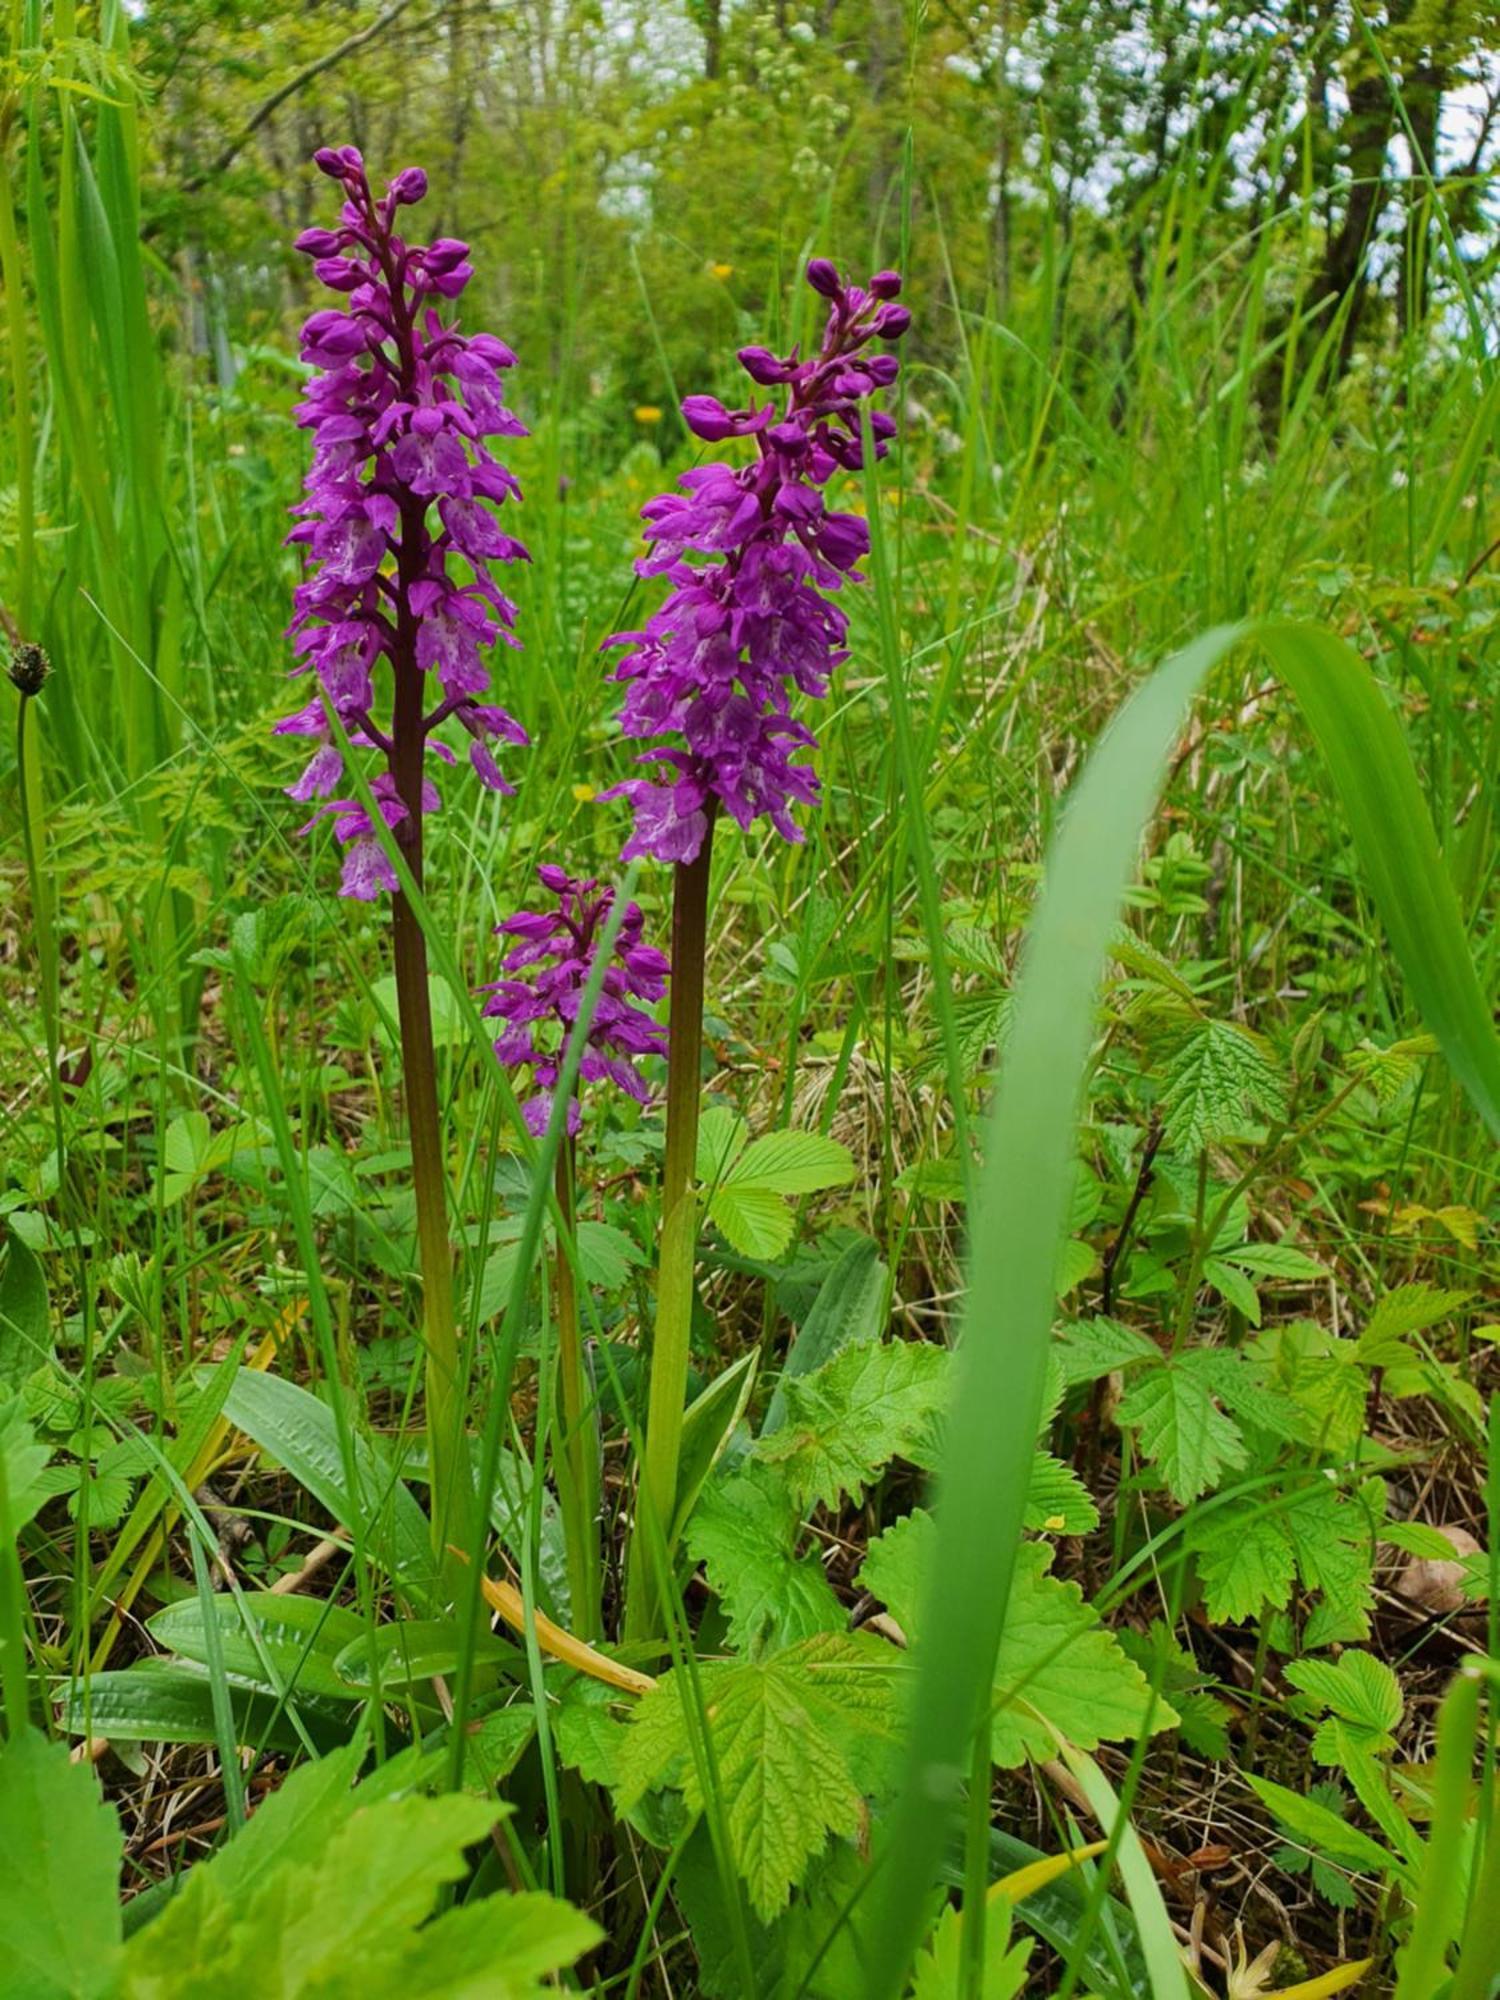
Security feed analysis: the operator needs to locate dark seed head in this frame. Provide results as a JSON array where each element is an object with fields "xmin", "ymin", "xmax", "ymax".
[{"xmin": 8, "ymin": 642, "xmax": 50, "ymax": 698}]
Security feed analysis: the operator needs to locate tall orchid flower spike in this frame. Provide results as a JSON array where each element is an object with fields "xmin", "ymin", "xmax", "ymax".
[
  {"xmin": 602, "ymin": 260, "xmax": 908, "ymax": 866},
  {"xmin": 280, "ymin": 144, "xmax": 530, "ymax": 897},
  {"xmin": 277, "ymin": 145, "xmax": 531, "ymax": 1578},
  {"xmin": 482, "ymin": 865, "xmax": 670, "ymax": 1137},
  {"xmin": 615, "ymin": 261, "xmax": 909, "ymax": 1638}
]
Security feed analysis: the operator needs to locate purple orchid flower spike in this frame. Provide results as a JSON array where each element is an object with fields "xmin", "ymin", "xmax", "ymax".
[
  {"xmin": 481, "ymin": 866, "xmax": 670, "ymax": 1136},
  {"xmin": 280, "ymin": 146, "xmax": 530, "ymax": 897},
  {"xmin": 601, "ymin": 260, "xmax": 908, "ymax": 865}
]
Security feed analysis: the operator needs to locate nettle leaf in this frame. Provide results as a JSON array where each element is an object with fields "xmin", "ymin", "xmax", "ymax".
[
  {"xmin": 1158, "ymin": 1019, "xmax": 1285, "ymax": 1152},
  {"xmin": 1024, "ymin": 1452, "xmax": 1100, "ymax": 1535},
  {"xmin": 1286, "ymin": 1651, "xmax": 1403, "ymax": 1762},
  {"xmin": 1342, "ymin": 1034, "xmax": 1435, "ymax": 1106},
  {"xmin": 0, "ymin": 1729, "xmax": 123, "ymax": 2000},
  {"xmin": 1116, "ymin": 1352, "xmax": 1247, "ymax": 1504},
  {"xmin": 755, "ymin": 1340, "xmax": 951, "ymax": 1509},
  {"xmin": 1052, "ymin": 1317, "xmax": 1159, "ymax": 1388},
  {"xmin": 687, "ymin": 1463, "xmax": 842, "ymax": 1655},
  {"xmin": 861, "ymin": 1510, "xmax": 1169, "ymax": 1767},
  {"xmin": 615, "ymin": 1632, "xmax": 900, "ymax": 1920},
  {"xmin": 1187, "ymin": 1482, "xmax": 1377, "ymax": 1637},
  {"xmin": 1358, "ymin": 1283, "xmax": 1471, "ymax": 1367}
]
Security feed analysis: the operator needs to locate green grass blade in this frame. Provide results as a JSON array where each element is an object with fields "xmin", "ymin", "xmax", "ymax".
[
  {"xmin": 1260, "ymin": 622, "xmax": 1500, "ymax": 1140},
  {"xmin": 864, "ymin": 615, "xmax": 1500, "ymax": 1994}
]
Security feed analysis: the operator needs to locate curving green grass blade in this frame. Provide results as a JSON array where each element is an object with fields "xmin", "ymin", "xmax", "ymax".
[{"xmin": 864, "ymin": 618, "xmax": 1500, "ymax": 1997}]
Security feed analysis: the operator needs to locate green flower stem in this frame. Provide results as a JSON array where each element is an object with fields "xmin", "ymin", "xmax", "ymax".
[
  {"xmin": 553, "ymin": 1131, "xmax": 602, "ymax": 1639},
  {"xmin": 627, "ymin": 817, "xmax": 715, "ymax": 1638},
  {"xmin": 390, "ymin": 541, "xmax": 468, "ymax": 1585},
  {"xmin": 16, "ymin": 692, "xmax": 63, "ymax": 1183}
]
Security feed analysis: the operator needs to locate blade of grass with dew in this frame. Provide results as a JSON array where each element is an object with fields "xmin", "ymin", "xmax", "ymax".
[{"xmin": 862, "ymin": 616, "xmax": 1500, "ymax": 1996}]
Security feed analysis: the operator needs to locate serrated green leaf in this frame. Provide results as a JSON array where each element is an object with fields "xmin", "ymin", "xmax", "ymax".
[
  {"xmin": 697, "ymin": 1107, "xmax": 749, "ymax": 1185},
  {"xmin": 1287, "ymin": 1651, "xmax": 1403, "ymax": 1758},
  {"xmin": 1220, "ymin": 1240, "xmax": 1326, "ymax": 1281},
  {"xmin": 687, "ymin": 1464, "xmax": 842, "ymax": 1653},
  {"xmin": 616, "ymin": 1632, "xmax": 900, "ymax": 1920},
  {"xmin": 1024, "ymin": 1453, "xmax": 1100, "ymax": 1535},
  {"xmin": 1246, "ymin": 1774, "xmax": 1396, "ymax": 1877},
  {"xmin": 1117, "ymin": 1352, "xmax": 1247, "ymax": 1503},
  {"xmin": 1052, "ymin": 1317, "xmax": 1159, "ymax": 1387},
  {"xmin": 708, "ymin": 1184, "xmax": 796, "ymax": 1260},
  {"xmin": 0, "ymin": 1729, "xmax": 122, "ymax": 1999},
  {"xmin": 862, "ymin": 1511, "xmax": 1168, "ymax": 1767},
  {"xmin": 762, "ymin": 1237, "xmax": 887, "ymax": 1437},
  {"xmin": 756, "ymin": 1341, "xmax": 951, "ymax": 1509},
  {"xmin": 1203, "ymin": 1257, "xmax": 1261, "ymax": 1323},
  {"xmin": 912, "ymin": 1897, "xmax": 1030, "ymax": 2000},
  {"xmin": 1158, "ymin": 1018, "xmax": 1285, "ymax": 1152},
  {"xmin": 724, "ymin": 1131, "xmax": 855, "ymax": 1196},
  {"xmin": 576, "ymin": 1220, "xmax": 646, "ymax": 1290},
  {"xmin": 1358, "ymin": 1283, "xmax": 1471, "ymax": 1366}
]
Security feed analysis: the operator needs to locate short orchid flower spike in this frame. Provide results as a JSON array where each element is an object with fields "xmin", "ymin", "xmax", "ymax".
[{"xmin": 481, "ymin": 866, "xmax": 670, "ymax": 1136}]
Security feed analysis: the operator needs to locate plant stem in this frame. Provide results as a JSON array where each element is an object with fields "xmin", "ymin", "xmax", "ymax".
[
  {"xmin": 627, "ymin": 818, "xmax": 715, "ymax": 1638},
  {"xmin": 389, "ymin": 557, "xmax": 467, "ymax": 1582},
  {"xmin": 553, "ymin": 1131, "xmax": 601, "ymax": 1639}
]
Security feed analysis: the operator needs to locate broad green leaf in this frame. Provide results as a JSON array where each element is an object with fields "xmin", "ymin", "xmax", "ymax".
[
  {"xmin": 616, "ymin": 1632, "xmax": 900, "ymax": 1920},
  {"xmin": 57, "ymin": 1665, "xmax": 345, "ymax": 1757},
  {"xmin": 1187, "ymin": 1482, "xmax": 1376, "ymax": 1635},
  {"xmin": 0, "ymin": 1225, "xmax": 52, "ymax": 1388},
  {"xmin": 756, "ymin": 1340, "xmax": 951, "ymax": 1509},
  {"xmin": 723, "ymin": 1131, "xmax": 855, "ymax": 1195},
  {"xmin": 762, "ymin": 1236, "xmax": 887, "ymax": 1437},
  {"xmin": 552, "ymin": 1674, "xmax": 630, "ymax": 1789},
  {"xmin": 1117, "ymin": 1352, "xmax": 1247, "ymax": 1503},
  {"xmin": 222, "ymin": 1370, "xmax": 434, "ymax": 1603},
  {"xmin": 333, "ymin": 1620, "xmax": 517, "ymax": 1692},
  {"xmin": 862, "ymin": 1511, "xmax": 1168, "ymax": 1767},
  {"xmin": 0, "ymin": 1729, "xmax": 122, "ymax": 1999},
  {"xmin": 576, "ymin": 1219, "xmax": 646, "ymax": 1290},
  {"xmin": 687, "ymin": 1463, "xmax": 843, "ymax": 1653},
  {"xmin": 0, "ymin": 1393, "xmax": 52, "ymax": 1536},
  {"xmin": 148, "ymin": 1593, "xmax": 368, "ymax": 1704}
]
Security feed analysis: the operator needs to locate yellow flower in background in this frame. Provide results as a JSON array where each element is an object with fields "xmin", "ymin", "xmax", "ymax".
[
  {"xmin": 634, "ymin": 404, "xmax": 663, "ymax": 424},
  {"xmin": 711, "ymin": 262, "xmax": 734, "ymax": 280},
  {"xmin": 571, "ymin": 783, "xmax": 596, "ymax": 803}
]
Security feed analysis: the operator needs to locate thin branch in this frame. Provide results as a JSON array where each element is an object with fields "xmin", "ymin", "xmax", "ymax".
[{"xmin": 179, "ymin": 0, "xmax": 423, "ymax": 197}]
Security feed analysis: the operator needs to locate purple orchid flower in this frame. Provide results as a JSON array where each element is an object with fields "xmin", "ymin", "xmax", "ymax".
[
  {"xmin": 601, "ymin": 261, "xmax": 908, "ymax": 865},
  {"xmin": 279, "ymin": 146, "xmax": 530, "ymax": 898},
  {"xmin": 480, "ymin": 866, "xmax": 670, "ymax": 1135}
]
